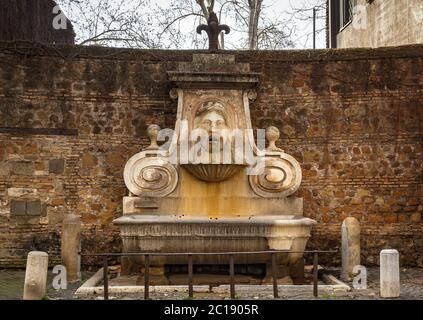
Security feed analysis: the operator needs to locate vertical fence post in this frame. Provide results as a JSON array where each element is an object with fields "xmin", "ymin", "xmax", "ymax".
[
  {"xmin": 144, "ymin": 254, "xmax": 150, "ymax": 300},
  {"xmin": 272, "ymin": 252, "xmax": 279, "ymax": 298},
  {"xmin": 313, "ymin": 252, "xmax": 319, "ymax": 297},
  {"xmin": 229, "ymin": 254, "xmax": 235, "ymax": 299},
  {"xmin": 103, "ymin": 256, "xmax": 109, "ymax": 300},
  {"xmin": 188, "ymin": 254, "xmax": 193, "ymax": 298}
]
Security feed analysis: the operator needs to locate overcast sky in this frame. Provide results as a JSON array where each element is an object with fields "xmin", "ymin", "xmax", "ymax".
[
  {"xmin": 61, "ymin": 0, "xmax": 326, "ymax": 49},
  {"xmin": 153, "ymin": 0, "xmax": 327, "ymax": 49},
  {"xmin": 273, "ymin": 0, "xmax": 326, "ymax": 48}
]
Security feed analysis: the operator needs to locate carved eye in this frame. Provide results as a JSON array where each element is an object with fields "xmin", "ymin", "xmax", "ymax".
[
  {"xmin": 216, "ymin": 120, "xmax": 225, "ymax": 128},
  {"xmin": 201, "ymin": 120, "xmax": 211, "ymax": 128}
]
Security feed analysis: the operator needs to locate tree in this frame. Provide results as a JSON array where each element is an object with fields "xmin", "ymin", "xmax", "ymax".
[
  {"xmin": 57, "ymin": 0, "xmax": 159, "ymax": 47},
  {"xmin": 56, "ymin": 0, "xmax": 322, "ymax": 50},
  {"xmin": 158, "ymin": 0, "xmax": 294, "ymax": 50},
  {"xmin": 247, "ymin": 0, "xmax": 263, "ymax": 50},
  {"xmin": 287, "ymin": 0, "xmax": 326, "ymax": 48}
]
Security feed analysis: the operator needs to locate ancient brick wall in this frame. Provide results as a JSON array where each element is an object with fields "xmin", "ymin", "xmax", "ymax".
[{"xmin": 0, "ymin": 42, "xmax": 422, "ymax": 268}]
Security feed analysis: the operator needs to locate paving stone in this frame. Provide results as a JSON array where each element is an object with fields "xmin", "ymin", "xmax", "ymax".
[{"xmin": 1, "ymin": 267, "xmax": 422, "ymax": 300}]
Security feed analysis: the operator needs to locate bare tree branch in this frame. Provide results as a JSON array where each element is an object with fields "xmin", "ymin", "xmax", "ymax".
[{"xmin": 57, "ymin": 0, "xmax": 325, "ymax": 49}]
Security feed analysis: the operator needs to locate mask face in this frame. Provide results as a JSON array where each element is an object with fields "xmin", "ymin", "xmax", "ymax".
[{"xmin": 199, "ymin": 111, "xmax": 227, "ymax": 133}]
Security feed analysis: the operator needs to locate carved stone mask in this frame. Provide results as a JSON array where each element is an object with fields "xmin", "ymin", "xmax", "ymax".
[
  {"xmin": 193, "ymin": 102, "xmax": 229, "ymax": 153},
  {"xmin": 199, "ymin": 111, "xmax": 227, "ymax": 133},
  {"xmin": 194, "ymin": 101, "xmax": 228, "ymax": 133}
]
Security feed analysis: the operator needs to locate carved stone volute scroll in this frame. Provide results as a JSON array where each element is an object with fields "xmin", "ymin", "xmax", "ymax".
[
  {"xmin": 249, "ymin": 154, "xmax": 302, "ymax": 198},
  {"xmin": 246, "ymin": 89, "xmax": 257, "ymax": 101},
  {"xmin": 249, "ymin": 127, "xmax": 302, "ymax": 198},
  {"xmin": 123, "ymin": 125, "xmax": 178, "ymax": 197}
]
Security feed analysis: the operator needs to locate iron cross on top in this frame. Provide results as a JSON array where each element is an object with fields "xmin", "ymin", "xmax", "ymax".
[{"xmin": 197, "ymin": 11, "xmax": 230, "ymax": 51}]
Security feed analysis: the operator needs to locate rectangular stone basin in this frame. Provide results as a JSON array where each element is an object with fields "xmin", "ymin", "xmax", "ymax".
[{"xmin": 114, "ymin": 215, "xmax": 316, "ymax": 276}]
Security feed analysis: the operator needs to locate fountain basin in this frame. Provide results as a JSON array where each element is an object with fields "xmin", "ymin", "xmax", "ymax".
[
  {"xmin": 114, "ymin": 214, "xmax": 316, "ymax": 274},
  {"xmin": 180, "ymin": 163, "xmax": 247, "ymax": 182}
]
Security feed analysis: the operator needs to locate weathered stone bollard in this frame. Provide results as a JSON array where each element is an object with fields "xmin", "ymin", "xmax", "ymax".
[
  {"xmin": 61, "ymin": 213, "xmax": 81, "ymax": 282},
  {"xmin": 380, "ymin": 249, "xmax": 400, "ymax": 298},
  {"xmin": 341, "ymin": 217, "xmax": 360, "ymax": 281},
  {"xmin": 23, "ymin": 251, "xmax": 49, "ymax": 300}
]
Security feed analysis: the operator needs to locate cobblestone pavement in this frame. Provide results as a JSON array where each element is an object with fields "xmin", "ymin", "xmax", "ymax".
[
  {"xmin": 0, "ymin": 269, "xmax": 25, "ymax": 300},
  {"xmin": 0, "ymin": 268, "xmax": 422, "ymax": 300},
  {"xmin": 0, "ymin": 269, "xmax": 93, "ymax": 300}
]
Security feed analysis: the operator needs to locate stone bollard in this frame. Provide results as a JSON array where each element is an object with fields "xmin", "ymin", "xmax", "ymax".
[
  {"xmin": 61, "ymin": 214, "xmax": 81, "ymax": 282},
  {"xmin": 380, "ymin": 249, "xmax": 400, "ymax": 298},
  {"xmin": 23, "ymin": 251, "xmax": 49, "ymax": 300},
  {"xmin": 341, "ymin": 217, "xmax": 360, "ymax": 281}
]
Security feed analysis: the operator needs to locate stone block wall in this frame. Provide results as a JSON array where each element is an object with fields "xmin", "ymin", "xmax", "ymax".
[{"xmin": 0, "ymin": 42, "xmax": 422, "ymax": 268}]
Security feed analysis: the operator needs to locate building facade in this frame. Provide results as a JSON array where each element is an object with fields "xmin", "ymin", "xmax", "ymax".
[
  {"xmin": 328, "ymin": 0, "xmax": 423, "ymax": 48},
  {"xmin": 0, "ymin": 0, "xmax": 75, "ymax": 44}
]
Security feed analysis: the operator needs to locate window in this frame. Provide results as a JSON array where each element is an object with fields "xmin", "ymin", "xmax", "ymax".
[{"xmin": 340, "ymin": 0, "xmax": 356, "ymax": 28}]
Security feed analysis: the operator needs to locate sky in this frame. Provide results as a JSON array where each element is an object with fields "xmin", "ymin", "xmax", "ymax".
[
  {"xmin": 60, "ymin": 0, "xmax": 327, "ymax": 49},
  {"xmin": 277, "ymin": 0, "xmax": 327, "ymax": 48},
  {"xmin": 153, "ymin": 0, "xmax": 327, "ymax": 49}
]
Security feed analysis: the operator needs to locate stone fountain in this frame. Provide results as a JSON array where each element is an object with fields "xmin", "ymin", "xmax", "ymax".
[{"xmin": 114, "ymin": 14, "xmax": 316, "ymax": 284}]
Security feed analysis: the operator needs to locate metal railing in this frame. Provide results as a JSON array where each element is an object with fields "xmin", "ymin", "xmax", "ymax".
[{"xmin": 80, "ymin": 250, "xmax": 338, "ymax": 300}]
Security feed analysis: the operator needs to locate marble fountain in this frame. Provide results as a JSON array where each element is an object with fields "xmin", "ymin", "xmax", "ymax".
[
  {"xmin": 113, "ymin": 16, "xmax": 316, "ymax": 284},
  {"xmin": 112, "ymin": 50, "xmax": 316, "ymax": 284}
]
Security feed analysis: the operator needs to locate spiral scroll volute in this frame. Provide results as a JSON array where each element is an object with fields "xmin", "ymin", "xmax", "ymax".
[
  {"xmin": 124, "ymin": 152, "xmax": 178, "ymax": 197},
  {"xmin": 249, "ymin": 153, "xmax": 302, "ymax": 198},
  {"xmin": 249, "ymin": 126, "xmax": 302, "ymax": 198}
]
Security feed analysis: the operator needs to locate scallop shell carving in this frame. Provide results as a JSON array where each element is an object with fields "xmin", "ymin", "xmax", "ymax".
[
  {"xmin": 249, "ymin": 154, "xmax": 302, "ymax": 198},
  {"xmin": 181, "ymin": 163, "xmax": 246, "ymax": 182}
]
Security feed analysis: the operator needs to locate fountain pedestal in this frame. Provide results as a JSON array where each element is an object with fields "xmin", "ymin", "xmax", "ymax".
[{"xmin": 114, "ymin": 53, "xmax": 316, "ymax": 283}]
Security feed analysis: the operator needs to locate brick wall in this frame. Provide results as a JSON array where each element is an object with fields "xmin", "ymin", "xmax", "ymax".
[
  {"xmin": 337, "ymin": 0, "xmax": 423, "ymax": 48},
  {"xmin": 0, "ymin": 42, "xmax": 422, "ymax": 268}
]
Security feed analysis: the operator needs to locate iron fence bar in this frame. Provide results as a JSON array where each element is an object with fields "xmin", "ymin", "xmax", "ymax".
[
  {"xmin": 271, "ymin": 253, "xmax": 278, "ymax": 298},
  {"xmin": 79, "ymin": 250, "xmax": 338, "ymax": 300},
  {"xmin": 79, "ymin": 250, "xmax": 338, "ymax": 257},
  {"xmin": 229, "ymin": 254, "xmax": 235, "ymax": 299},
  {"xmin": 144, "ymin": 254, "xmax": 150, "ymax": 300},
  {"xmin": 103, "ymin": 257, "xmax": 109, "ymax": 300},
  {"xmin": 188, "ymin": 254, "xmax": 193, "ymax": 298},
  {"xmin": 313, "ymin": 252, "xmax": 319, "ymax": 297}
]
